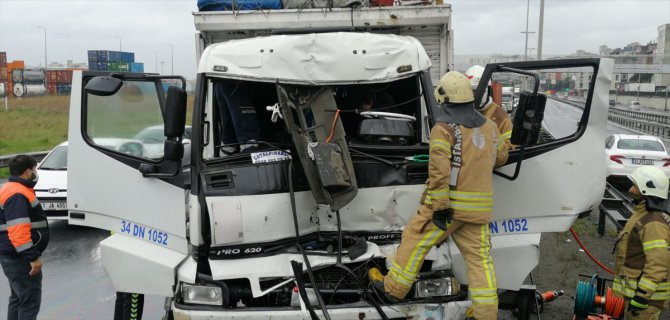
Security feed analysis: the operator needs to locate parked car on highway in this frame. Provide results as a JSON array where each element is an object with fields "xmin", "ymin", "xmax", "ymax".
[
  {"xmin": 630, "ymin": 101, "xmax": 640, "ymax": 110},
  {"xmin": 132, "ymin": 125, "xmax": 192, "ymax": 159},
  {"xmin": 34, "ymin": 141, "xmax": 68, "ymax": 219},
  {"xmin": 606, "ymin": 134, "xmax": 670, "ymax": 181}
]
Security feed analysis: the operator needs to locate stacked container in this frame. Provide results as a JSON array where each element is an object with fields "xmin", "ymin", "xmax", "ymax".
[
  {"xmin": 88, "ymin": 50, "xmax": 143, "ymax": 72},
  {"xmin": 0, "ymin": 52, "xmax": 7, "ymax": 97},
  {"xmin": 46, "ymin": 70, "xmax": 73, "ymax": 94},
  {"xmin": 13, "ymin": 67, "xmax": 46, "ymax": 97}
]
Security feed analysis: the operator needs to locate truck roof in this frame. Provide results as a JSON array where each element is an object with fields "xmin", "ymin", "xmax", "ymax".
[{"xmin": 198, "ymin": 32, "xmax": 431, "ymax": 84}]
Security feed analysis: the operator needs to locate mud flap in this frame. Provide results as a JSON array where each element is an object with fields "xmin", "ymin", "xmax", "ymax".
[{"xmin": 277, "ymin": 85, "xmax": 357, "ymax": 211}]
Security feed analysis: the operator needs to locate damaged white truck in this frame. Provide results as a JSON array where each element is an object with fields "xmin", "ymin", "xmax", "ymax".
[{"xmin": 66, "ymin": 3, "xmax": 614, "ymax": 319}]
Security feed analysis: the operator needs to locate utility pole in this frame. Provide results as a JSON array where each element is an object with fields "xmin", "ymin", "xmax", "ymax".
[
  {"xmin": 521, "ymin": 0, "xmax": 535, "ymax": 61},
  {"xmin": 37, "ymin": 26, "xmax": 47, "ymax": 68},
  {"xmin": 537, "ymin": 0, "xmax": 544, "ymax": 60},
  {"xmin": 528, "ymin": 48, "xmax": 536, "ymax": 59},
  {"xmin": 166, "ymin": 44, "xmax": 174, "ymax": 74},
  {"xmin": 113, "ymin": 36, "xmax": 122, "ymax": 51}
]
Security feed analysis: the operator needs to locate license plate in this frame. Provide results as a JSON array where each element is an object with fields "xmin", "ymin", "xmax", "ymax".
[
  {"xmin": 40, "ymin": 201, "xmax": 67, "ymax": 210},
  {"xmin": 632, "ymin": 159, "xmax": 654, "ymax": 165}
]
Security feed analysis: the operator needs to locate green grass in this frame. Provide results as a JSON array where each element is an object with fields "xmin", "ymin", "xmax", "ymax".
[
  {"xmin": 0, "ymin": 96, "xmax": 70, "ymax": 156},
  {"xmin": 0, "ymin": 95, "xmax": 194, "ymax": 179}
]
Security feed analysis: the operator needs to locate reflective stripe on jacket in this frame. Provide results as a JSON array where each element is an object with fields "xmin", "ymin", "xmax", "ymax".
[
  {"xmin": 613, "ymin": 202, "xmax": 670, "ymax": 309},
  {"xmin": 0, "ymin": 177, "xmax": 49, "ymax": 261},
  {"xmin": 482, "ymin": 101, "xmax": 514, "ymax": 153},
  {"xmin": 421, "ymin": 118, "xmax": 509, "ymax": 224}
]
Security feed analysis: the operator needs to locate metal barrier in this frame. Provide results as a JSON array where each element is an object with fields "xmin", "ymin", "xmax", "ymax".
[
  {"xmin": 608, "ymin": 108, "xmax": 670, "ymax": 125},
  {"xmin": 0, "ymin": 151, "xmax": 49, "ymax": 169},
  {"xmin": 607, "ymin": 113, "xmax": 670, "ymax": 139}
]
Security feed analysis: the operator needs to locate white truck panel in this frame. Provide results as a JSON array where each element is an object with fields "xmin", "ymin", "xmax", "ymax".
[
  {"xmin": 198, "ymin": 32, "xmax": 431, "ymax": 84},
  {"xmin": 101, "ymin": 234, "xmax": 187, "ymax": 296},
  {"xmin": 193, "ymin": 5, "xmax": 452, "ymax": 83}
]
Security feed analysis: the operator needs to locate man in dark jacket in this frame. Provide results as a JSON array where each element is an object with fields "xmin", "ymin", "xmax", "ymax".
[{"xmin": 0, "ymin": 155, "xmax": 50, "ymax": 320}]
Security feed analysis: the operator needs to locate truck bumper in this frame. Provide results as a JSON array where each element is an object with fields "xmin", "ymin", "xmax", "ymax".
[{"xmin": 172, "ymin": 301, "xmax": 472, "ymax": 320}]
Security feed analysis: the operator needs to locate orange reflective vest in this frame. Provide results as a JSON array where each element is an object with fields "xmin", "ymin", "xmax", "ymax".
[{"xmin": 0, "ymin": 179, "xmax": 49, "ymax": 261}]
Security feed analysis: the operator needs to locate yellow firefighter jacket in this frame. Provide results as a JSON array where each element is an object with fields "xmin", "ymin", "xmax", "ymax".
[
  {"xmin": 420, "ymin": 119, "xmax": 509, "ymax": 224},
  {"xmin": 482, "ymin": 101, "xmax": 514, "ymax": 151},
  {"xmin": 613, "ymin": 202, "xmax": 670, "ymax": 309}
]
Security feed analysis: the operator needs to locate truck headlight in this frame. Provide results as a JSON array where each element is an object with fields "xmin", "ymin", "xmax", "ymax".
[
  {"xmin": 182, "ymin": 283, "xmax": 223, "ymax": 306},
  {"xmin": 414, "ymin": 277, "xmax": 454, "ymax": 298}
]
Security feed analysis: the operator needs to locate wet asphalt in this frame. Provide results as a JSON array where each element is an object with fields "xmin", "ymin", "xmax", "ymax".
[{"xmin": 0, "ymin": 220, "xmax": 165, "ymax": 320}]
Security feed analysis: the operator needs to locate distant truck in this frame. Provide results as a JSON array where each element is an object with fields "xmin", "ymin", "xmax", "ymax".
[
  {"xmin": 66, "ymin": 2, "xmax": 616, "ymax": 319},
  {"xmin": 501, "ymin": 86, "xmax": 514, "ymax": 111}
]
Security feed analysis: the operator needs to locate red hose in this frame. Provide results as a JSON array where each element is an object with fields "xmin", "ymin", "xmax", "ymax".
[
  {"xmin": 604, "ymin": 287, "xmax": 625, "ymax": 317},
  {"xmin": 569, "ymin": 227, "xmax": 615, "ymax": 275}
]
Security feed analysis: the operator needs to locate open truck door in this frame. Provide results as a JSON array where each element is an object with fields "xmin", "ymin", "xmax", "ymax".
[{"xmin": 67, "ymin": 71, "xmax": 190, "ymax": 296}]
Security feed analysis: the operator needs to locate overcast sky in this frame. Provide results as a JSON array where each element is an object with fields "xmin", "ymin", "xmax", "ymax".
[{"xmin": 0, "ymin": 0, "xmax": 668, "ymax": 78}]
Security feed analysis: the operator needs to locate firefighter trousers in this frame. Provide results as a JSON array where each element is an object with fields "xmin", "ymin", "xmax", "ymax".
[
  {"xmin": 625, "ymin": 305, "xmax": 662, "ymax": 320},
  {"xmin": 383, "ymin": 205, "xmax": 498, "ymax": 320}
]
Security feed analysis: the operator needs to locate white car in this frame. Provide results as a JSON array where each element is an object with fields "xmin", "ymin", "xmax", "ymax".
[
  {"xmin": 606, "ymin": 134, "xmax": 670, "ymax": 180},
  {"xmin": 132, "ymin": 125, "xmax": 192, "ymax": 159},
  {"xmin": 34, "ymin": 141, "xmax": 68, "ymax": 219},
  {"xmin": 630, "ymin": 101, "xmax": 640, "ymax": 110}
]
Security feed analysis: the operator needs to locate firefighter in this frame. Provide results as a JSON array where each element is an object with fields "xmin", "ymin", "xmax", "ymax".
[
  {"xmin": 465, "ymin": 65, "xmax": 514, "ymax": 152},
  {"xmin": 612, "ymin": 166, "xmax": 670, "ymax": 319},
  {"xmin": 369, "ymin": 71, "xmax": 508, "ymax": 320}
]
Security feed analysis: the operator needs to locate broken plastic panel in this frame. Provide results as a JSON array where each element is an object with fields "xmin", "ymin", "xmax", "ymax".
[{"xmin": 277, "ymin": 85, "xmax": 357, "ymax": 211}]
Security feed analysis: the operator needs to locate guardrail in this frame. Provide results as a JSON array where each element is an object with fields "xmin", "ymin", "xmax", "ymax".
[
  {"xmin": 551, "ymin": 97, "xmax": 670, "ymax": 140},
  {"xmin": 609, "ymin": 108, "xmax": 670, "ymax": 125},
  {"xmin": 0, "ymin": 151, "xmax": 49, "ymax": 169}
]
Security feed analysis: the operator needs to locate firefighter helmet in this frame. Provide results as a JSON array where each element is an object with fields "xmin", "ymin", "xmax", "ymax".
[
  {"xmin": 629, "ymin": 166, "xmax": 670, "ymax": 200},
  {"xmin": 434, "ymin": 71, "xmax": 474, "ymax": 104},
  {"xmin": 465, "ymin": 65, "xmax": 488, "ymax": 90}
]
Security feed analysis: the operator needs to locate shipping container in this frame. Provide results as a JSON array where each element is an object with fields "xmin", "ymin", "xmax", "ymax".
[
  {"xmin": 23, "ymin": 69, "xmax": 45, "ymax": 83},
  {"xmin": 0, "ymin": 52, "xmax": 6, "ymax": 66},
  {"xmin": 96, "ymin": 51, "xmax": 109, "ymax": 62},
  {"xmin": 46, "ymin": 70, "xmax": 59, "ymax": 83},
  {"xmin": 130, "ymin": 62, "xmax": 144, "ymax": 73},
  {"xmin": 96, "ymin": 62, "xmax": 108, "ymax": 71},
  {"xmin": 11, "ymin": 69, "xmax": 23, "ymax": 83},
  {"xmin": 47, "ymin": 82, "xmax": 57, "ymax": 95},
  {"xmin": 109, "ymin": 51, "xmax": 122, "ymax": 62},
  {"xmin": 0, "ymin": 67, "xmax": 6, "ymax": 80},
  {"xmin": 13, "ymin": 83, "xmax": 46, "ymax": 97},
  {"xmin": 56, "ymin": 70, "xmax": 69, "ymax": 83},
  {"xmin": 121, "ymin": 52, "xmax": 135, "ymax": 63},
  {"xmin": 64, "ymin": 70, "xmax": 73, "ymax": 83},
  {"xmin": 88, "ymin": 62, "xmax": 97, "ymax": 71},
  {"xmin": 8, "ymin": 61, "xmax": 25, "ymax": 70},
  {"xmin": 88, "ymin": 50, "xmax": 97, "ymax": 62},
  {"xmin": 56, "ymin": 83, "xmax": 71, "ymax": 94}
]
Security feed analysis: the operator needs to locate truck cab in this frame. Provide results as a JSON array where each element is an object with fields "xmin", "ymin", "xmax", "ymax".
[{"xmin": 66, "ymin": 5, "xmax": 614, "ymax": 319}]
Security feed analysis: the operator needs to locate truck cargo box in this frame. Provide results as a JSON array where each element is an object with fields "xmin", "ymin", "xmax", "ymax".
[{"xmin": 193, "ymin": 5, "xmax": 453, "ymax": 83}]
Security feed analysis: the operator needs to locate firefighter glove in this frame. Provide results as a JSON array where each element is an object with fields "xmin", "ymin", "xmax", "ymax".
[{"xmin": 432, "ymin": 208, "xmax": 453, "ymax": 231}]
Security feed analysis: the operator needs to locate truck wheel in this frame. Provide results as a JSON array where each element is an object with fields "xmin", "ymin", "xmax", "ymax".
[{"xmin": 516, "ymin": 291, "xmax": 533, "ymax": 320}]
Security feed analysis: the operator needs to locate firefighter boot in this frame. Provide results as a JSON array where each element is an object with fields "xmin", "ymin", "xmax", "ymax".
[{"xmin": 368, "ymin": 268, "xmax": 401, "ymax": 304}]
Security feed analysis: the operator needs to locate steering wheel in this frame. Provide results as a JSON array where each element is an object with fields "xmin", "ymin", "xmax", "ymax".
[{"xmin": 359, "ymin": 111, "xmax": 416, "ymax": 121}]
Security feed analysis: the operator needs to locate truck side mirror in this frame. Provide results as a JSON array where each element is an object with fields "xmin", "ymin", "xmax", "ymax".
[
  {"xmin": 84, "ymin": 76, "xmax": 123, "ymax": 96},
  {"xmin": 164, "ymin": 86, "xmax": 187, "ymax": 139},
  {"xmin": 511, "ymin": 92, "xmax": 547, "ymax": 146}
]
